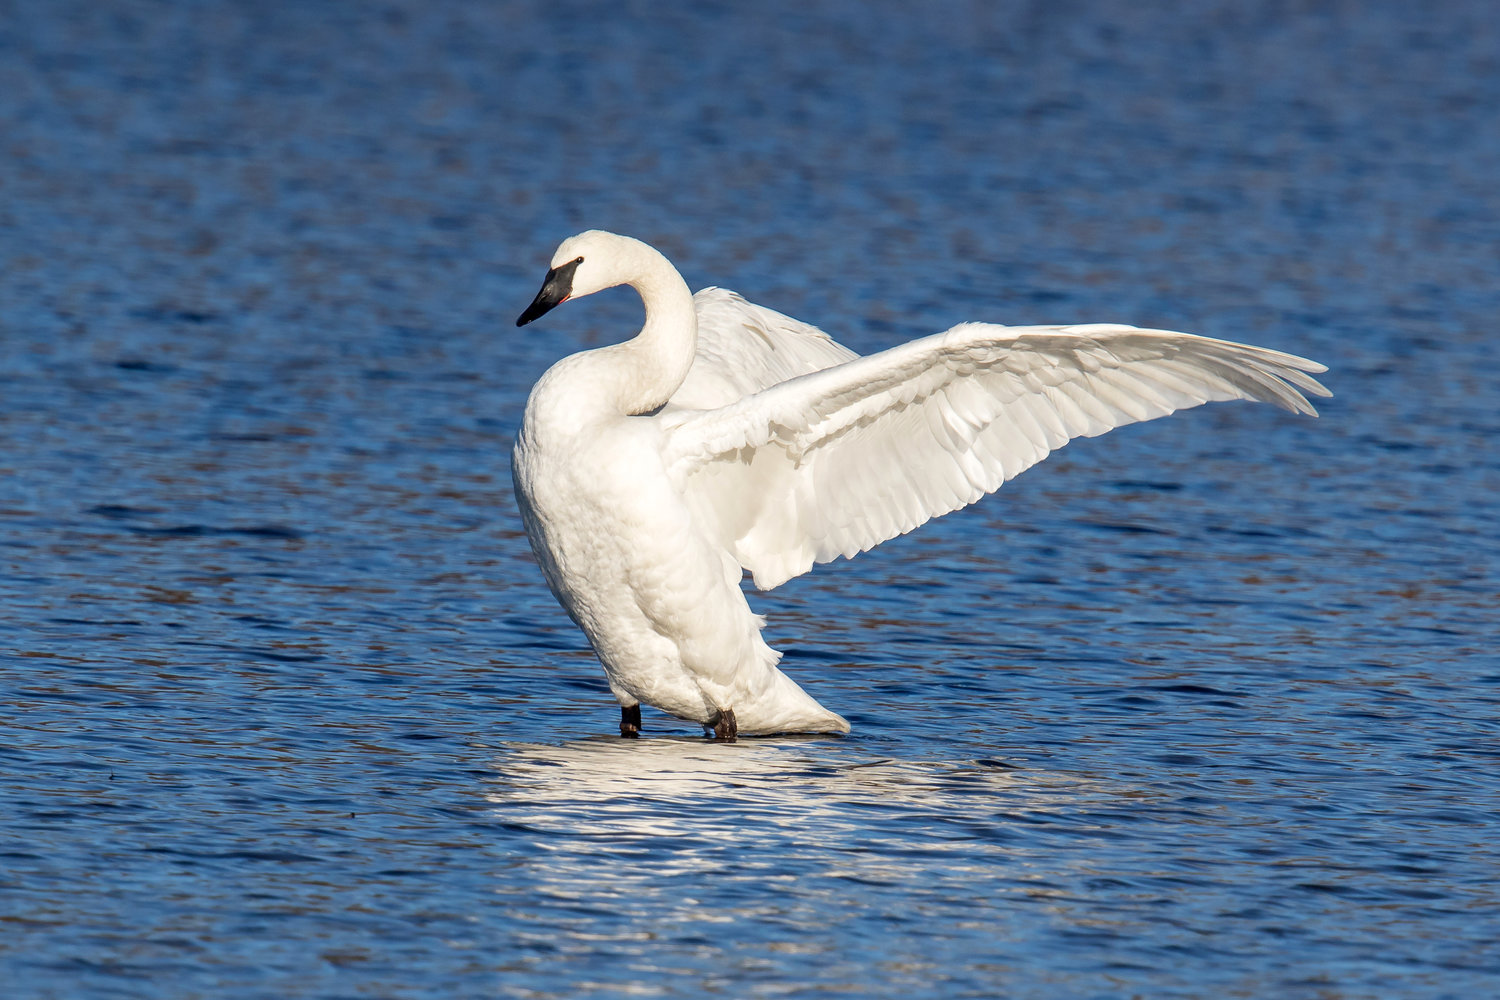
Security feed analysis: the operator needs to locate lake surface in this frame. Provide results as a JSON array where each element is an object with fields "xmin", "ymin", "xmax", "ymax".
[{"xmin": 3, "ymin": 1, "xmax": 1498, "ymax": 997}]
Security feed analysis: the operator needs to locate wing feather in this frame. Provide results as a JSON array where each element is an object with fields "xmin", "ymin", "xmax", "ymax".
[
  {"xmin": 660, "ymin": 322, "xmax": 1329, "ymax": 589},
  {"xmin": 667, "ymin": 287, "xmax": 860, "ymax": 409}
]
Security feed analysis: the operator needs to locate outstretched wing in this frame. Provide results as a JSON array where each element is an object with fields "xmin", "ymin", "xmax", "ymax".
[
  {"xmin": 666, "ymin": 287, "xmax": 861, "ymax": 410},
  {"xmin": 659, "ymin": 322, "xmax": 1330, "ymax": 590}
]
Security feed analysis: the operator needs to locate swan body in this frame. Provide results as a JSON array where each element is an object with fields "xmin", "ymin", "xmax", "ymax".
[{"xmin": 512, "ymin": 231, "xmax": 1329, "ymax": 738}]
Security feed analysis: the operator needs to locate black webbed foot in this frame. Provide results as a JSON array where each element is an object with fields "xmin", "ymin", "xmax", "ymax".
[
  {"xmin": 709, "ymin": 707, "xmax": 737, "ymax": 743},
  {"xmin": 619, "ymin": 703, "xmax": 641, "ymax": 738}
]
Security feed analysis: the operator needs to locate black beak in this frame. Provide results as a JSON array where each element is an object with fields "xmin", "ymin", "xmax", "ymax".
[{"xmin": 517, "ymin": 257, "xmax": 583, "ymax": 327}]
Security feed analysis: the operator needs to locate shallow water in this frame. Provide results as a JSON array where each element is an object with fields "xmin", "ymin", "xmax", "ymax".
[{"xmin": 3, "ymin": 1, "xmax": 1499, "ymax": 997}]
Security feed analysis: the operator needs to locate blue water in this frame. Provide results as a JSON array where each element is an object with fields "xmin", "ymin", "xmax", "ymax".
[{"xmin": 3, "ymin": 1, "xmax": 1498, "ymax": 997}]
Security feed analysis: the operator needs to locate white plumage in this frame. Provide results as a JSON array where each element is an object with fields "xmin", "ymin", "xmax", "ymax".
[{"xmin": 511, "ymin": 231, "xmax": 1329, "ymax": 739}]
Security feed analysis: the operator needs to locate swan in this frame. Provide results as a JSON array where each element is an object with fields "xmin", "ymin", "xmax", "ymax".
[{"xmin": 511, "ymin": 231, "xmax": 1329, "ymax": 741}]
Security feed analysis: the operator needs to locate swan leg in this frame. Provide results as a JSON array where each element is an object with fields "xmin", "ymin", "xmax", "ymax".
[
  {"xmin": 709, "ymin": 708, "xmax": 737, "ymax": 743},
  {"xmin": 619, "ymin": 703, "xmax": 641, "ymax": 738}
]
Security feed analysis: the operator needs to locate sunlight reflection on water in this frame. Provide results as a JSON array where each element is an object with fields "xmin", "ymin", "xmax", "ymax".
[{"xmin": 490, "ymin": 738, "xmax": 1034, "ymax": 840}]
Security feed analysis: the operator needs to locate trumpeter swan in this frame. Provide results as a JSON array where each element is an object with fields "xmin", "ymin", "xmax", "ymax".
[{"xmin": 512, "ymin": 231, "xmax": 1328, "ymax": 740}]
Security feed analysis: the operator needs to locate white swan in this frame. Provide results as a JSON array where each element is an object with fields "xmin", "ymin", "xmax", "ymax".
[{"xmin": 511, "ymin": 231, "xmax": 1329, "ymax": 740}]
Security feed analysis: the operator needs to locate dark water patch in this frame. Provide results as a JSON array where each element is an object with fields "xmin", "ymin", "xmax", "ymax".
[
  {"xmin": 126, "ymin": 307, "xmax": 221, "ymax": 326},
  {"xmin": 208, "ymin": 432, "xmax": 280, "ymax": 443},
  {"xmin": 112, "ymin": 359, "xmax": 179, "ymax": 374},
  {"xmin": 123, "ymin": 523, "xmax": 306, "ymax": 541},
  {"xmin": 85, "ymin": 504, "xmax": 162, "ymax": 520},
  {"xmin": 1110, "ymin": 480, "xmax": 1185, "ymax": 493}
]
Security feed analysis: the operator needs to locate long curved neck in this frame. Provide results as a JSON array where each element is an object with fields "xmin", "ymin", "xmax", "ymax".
[{"xmin": 608, "ymin": 251, "xmax": 697, "ymax": 415}]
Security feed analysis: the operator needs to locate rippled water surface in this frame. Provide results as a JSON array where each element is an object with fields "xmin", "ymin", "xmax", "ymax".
[{"xmin": 4, "ymin": 1, "xmax": 1499, "ymax": 997}]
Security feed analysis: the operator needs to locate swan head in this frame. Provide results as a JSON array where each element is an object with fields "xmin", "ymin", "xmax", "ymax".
[{"xmin": 515, "ymin": 231, "xmax": 656, "ymax": 327}]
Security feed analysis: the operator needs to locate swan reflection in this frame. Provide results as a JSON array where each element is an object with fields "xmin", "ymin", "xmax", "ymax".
[
  {"xmin": 484, "ymin": 738, "xmax": 1140, "ymax": 982},
  {"xmin": 488, "ymin": 737, "xmax": 1030, "ymax": 846}
]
